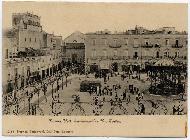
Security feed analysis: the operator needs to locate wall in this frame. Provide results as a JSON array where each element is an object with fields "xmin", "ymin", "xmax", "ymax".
[
  {"xmin": 85, "ymin": 33, "xmax": 187, "ymax": 71},
  {"xmin": 18, "ymin": 29, "xmax": 44, "ymax": 51}
]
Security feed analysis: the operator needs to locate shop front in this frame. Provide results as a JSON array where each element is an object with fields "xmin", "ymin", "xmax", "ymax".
[{"xmin": 100, "ymin": 60, "xmax": 110, "ymax": 77}]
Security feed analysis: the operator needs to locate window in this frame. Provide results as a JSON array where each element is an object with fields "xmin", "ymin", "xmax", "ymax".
[
  {"xmin": 175, "ymin": 40, "xmax": 179, "ymax": 46},
  {"xmin": 22, "ymin": 67, "xmax": 24, "ymax": 75},
  {"xmin": 155, "ymin": 38, "xmax": 160, "ymax": 47},
  {"xmin": 156, "ymin": 51, "xmax": 159, "ymax": 58},
  {"xmin": 134, "ymin": 39, "xmax": 139, "ymax": 47},
  {"xmin": 27, "ymin": 66, "xmax": 30, "ymax": 76},
  {"xmin": 35, "ymin": 38, "xmax": 36, "ymax": 42},
  {"xmin": 92, "ymin": 49, "xmax": 96, "ymax": 57},
  {"xmin": 103, "ymin": 39, "xmax": 107, "ymax": 45},
  {"xmin": 134, "ymin": 52, "xmax": 138, "ymax": 58},
  {"xmin": 24, "ymin": 23, "xmax": 27, "ymax": 29},
  {"xmin": 29, "ymin": 38, "xmax": 31, "ymax": 42},
  {"xmin": 124, "ymin": 50, "xmax": 128, "ymax": 57},
  {"xmin": 25, "ymin": 38, "xmax": 26, "ymax": 42},
  {"xmin": 164, "ymin": 52, "xmax": 167, "ymax": 57},
  {"xmin": 144, "ymin": 39, "xmax": 149, "ymax": 45},
  {"xmin": 92, "ymin": 39, "xmax": 96, "ymax": 45},
  {"xmin": 114, "ymin": 39, "xmax": 117, "ymax": 45},
  {"xmin": 113, "ymin": 50, "xmax": 117, "ymax": 56},
  {"xmin": 8, "ymin": 73, "xmax": 11, "ymax": 81},
  {"xmin": 144, "ymin": 50, "xmax": 147, "ymax": 56},
  {"xmin": 103, "ymin": 50, "xmax": 107, "ymax": 57},
  {"xmin": 5, "ymin": 49, "xmax": 8, "ymax": 59},
  {"xmin": 165, "ymin": 39, "xmax": 169, "ymax": 45},
  {"xmin": 186, "ymin": 39, "xmax": 188, "ymax": 45},
  {"xmin": 14, "ymin": 68, "xmax": 18, "ymax": 77},
  {"xmin": 124, "ymin": 38, "xmax": 128, "ymax": 45}
]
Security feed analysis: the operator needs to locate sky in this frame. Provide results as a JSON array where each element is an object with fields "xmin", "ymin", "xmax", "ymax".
[{"xmin": 3, "ymin": 2, "xmax": 188, "ymax": 39}]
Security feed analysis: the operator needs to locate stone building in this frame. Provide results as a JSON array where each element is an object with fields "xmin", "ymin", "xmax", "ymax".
[
  {"xmin": 85, "ymin": 27, "xmax": 187, "ymax": 73},
  {"xmin": 63, "ymin": 31, "xmax": 85, "ymax": 64},
  {"xmin": 12, "ymin": 12, "xmax": 43, "ymax": 51},
  {"xmin": 2, "ymin": 12, "xmax": 63, "ymax": 94}
]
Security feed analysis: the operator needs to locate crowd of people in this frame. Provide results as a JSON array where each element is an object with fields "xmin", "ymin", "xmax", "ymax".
[
  {"xmin": 3, "ymin": 67, "xmax": 71, "ymax": 115},
  {"xmin": 77, "ymin": 70, "xmax": 186, "ymax": 115},
  {"xmin": 3, "ymin": 62, "xmax": 187, "ymax": 116}
]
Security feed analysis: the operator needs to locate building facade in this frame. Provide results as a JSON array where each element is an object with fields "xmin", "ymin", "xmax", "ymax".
[
  {"xmin": 2, "ymin": 12, "xmax": 63, "ymax": 94},
  {"xmin": 85, "ymin": 27, "xmax": 187, "ymax": 73},
  {"xmin": 63, "ymin": 31, "xmax": 85, "ymax": 64}
]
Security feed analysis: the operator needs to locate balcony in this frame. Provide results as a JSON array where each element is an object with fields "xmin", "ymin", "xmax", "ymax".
[
  {"xmin": 141, "ymin": 44, "xmax": 153, "ymax": 48},
  {"xmin": 133, "ymin": 45, "xmax": 140, "ymax": 48},
  {"xmin": 123, "ymin": 56, "xmax": 131, "ymax": 60},
  {"xmin": 109, "ymin": 44, "xmax": 122, "ymax": 48},
  {"xmin": 154, "ymin": 44, "xmax": 161, "ymax": 48},
  {"xmin": 133, "ymin": 56, "xmax": 139, "ymax": 60},
  {"xmin": 141, "ymin": 56, "xmax": 154, "ymax": 59},
  {"xmin": 171, "ymin": 44, "xmax": 183, "ymax": 48}
]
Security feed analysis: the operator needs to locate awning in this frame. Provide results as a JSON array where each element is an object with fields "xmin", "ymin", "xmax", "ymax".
[
  {"xmin": 154, "ymin": 59, "xmax": 174, "ymax": 66},
  {"xmin": 100, "ymin": 60, "xmax": 110, "ymax": 69}
]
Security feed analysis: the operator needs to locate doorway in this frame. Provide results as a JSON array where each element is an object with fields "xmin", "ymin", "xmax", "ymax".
[{"xmin": 72, "ymin": 54, "xmax": 77, "ymax": 63}]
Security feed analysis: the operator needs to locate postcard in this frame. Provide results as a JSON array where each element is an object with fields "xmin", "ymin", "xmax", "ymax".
[{"xmin": 2, "ymin": 1, "xmax": 188, "ymax": 137}]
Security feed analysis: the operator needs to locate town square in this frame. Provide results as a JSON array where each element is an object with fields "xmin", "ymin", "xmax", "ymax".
[{"xmin": 2, "ymin": 3, "xmax": 187, "ymax": 116}]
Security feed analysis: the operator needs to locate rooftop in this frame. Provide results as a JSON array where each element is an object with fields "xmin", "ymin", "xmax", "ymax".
[
  {"xmin": 13, "ymin": 12, "xmax": 40, "ymax": 19},
  {"xmin": 86, "ymin": 26, "xmax": 187, "ymax": 35}
]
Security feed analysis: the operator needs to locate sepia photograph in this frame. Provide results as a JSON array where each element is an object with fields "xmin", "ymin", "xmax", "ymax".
[{"xmin": 1, "ymin": 1, "xmax": 188, "ymax": 137}]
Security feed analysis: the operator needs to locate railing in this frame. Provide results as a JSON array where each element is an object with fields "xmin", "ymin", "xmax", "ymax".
[
  {"xmin": 141, "ymin": 44, "xmax": 154, "ymax": 48},
  {"xmin": 141, "ymin": 56, "xmax": 154, "ymax": 59},
  {"xmin": 154, "ymin": 44, "xmax": 161, "ymax": 48},
  {"xmin": 171, "ymin": 44, "xmax": 183, "ymax": 48},
  {"xmin": 109, "ymin": 44, "xmax": 122, "ymax": 48},
  {"xmin": 133, "ymin": 45, "xmax": 140, "ymax": 48}
]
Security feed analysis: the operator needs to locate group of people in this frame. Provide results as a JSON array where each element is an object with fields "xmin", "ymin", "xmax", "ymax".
[
  {"xmin": 83, "ymin": 70, "xmax": 186, "ymax": 115},
  {"xmin": 3, "ymin": 70, "xmax": 69, "ymax": 115}
]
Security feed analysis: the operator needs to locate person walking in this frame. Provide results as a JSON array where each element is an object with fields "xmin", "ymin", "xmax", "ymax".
[{"xmin": 123, "ymin": 91, "xmax": 126, "ymax": 100}]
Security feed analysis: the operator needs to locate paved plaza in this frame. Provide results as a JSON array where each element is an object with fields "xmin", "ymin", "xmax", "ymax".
[{"xmin": 4, "ymin": 72, "xmax": 187, "ymax": 116}]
